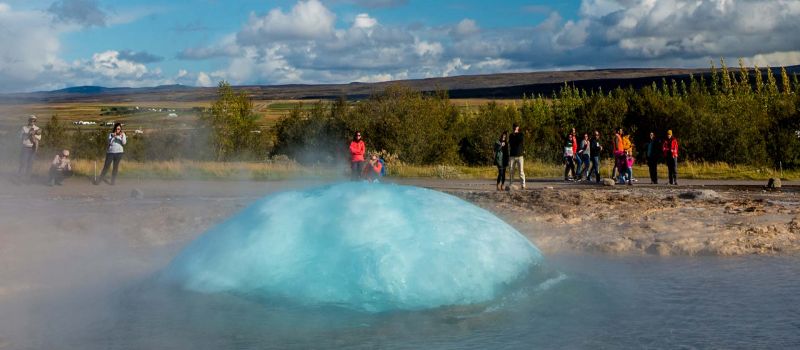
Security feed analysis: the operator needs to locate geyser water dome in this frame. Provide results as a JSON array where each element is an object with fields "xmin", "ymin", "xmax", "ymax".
[{"xmin": 163, "ymin": 183, "xmax": 542, "ymax": 312}]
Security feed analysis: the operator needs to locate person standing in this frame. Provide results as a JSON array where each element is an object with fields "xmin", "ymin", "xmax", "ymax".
[
  {"xmin": 349, "ymin": 131, "xmax": 366, "ymax": 181},
  {"xmin": 577, "ymin": 133, "xmax": 591, "ymax": 180},
  {"xmin": 508, "ymin": 124, "xmax": 526, "ymax": 189},
  {"xmin": 645, "ymin": 132, "xmax": 660, "ymax": 184},
  {"xmin": 589, "ymin": 130, "xmax": 603, "ymax": 183},
  {"xmin": 611, "ymin": 128, "xmax": 624, "ymax": 180},
  {"xmin": 18, "ymin": 115, "xmax": 42, "ymax": 182},
  {"xmin": 494, "ymin": 131, "xmax": 510, "ymax": 191},
  {"xmin": 563, "ymin": 133, "xmax": 575, "ymax": 181},
  {"xmin": 570, "ymin": 128, "xmax": 580, "ymax": 179},
  {"xmin": 663, "ymin": 130, "xmax": 679, "ymax": 185},
  {"xmin": 95, "ymin": 123, "xmax": 126, "ymax": 185},
  {"xmin": 48, "ymin": 149, "xmax": 72, "ymax": 186}
]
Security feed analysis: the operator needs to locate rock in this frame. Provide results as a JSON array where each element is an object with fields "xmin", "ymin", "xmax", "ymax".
[
  {"xmin": 678, "ymin": 189, "xmax": 720, "ymax": 200},
  {"xmin": 766, "ymin": 178, "xmax": 782, "ymax": 190},
  {"xmin": 131, "ymin": 188, "xmax": 144, "ymax": 199},
  {"xmin": 602, "ymin": 178, "xmax": 615, "ymax": 186},
  {"xmin": 646, "ymin": 242, "xmax": 672, "ymax": 256}
]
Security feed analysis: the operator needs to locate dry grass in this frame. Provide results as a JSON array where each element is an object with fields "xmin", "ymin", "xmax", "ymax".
[
  {"xmin": 9, "ymin": 158, "xmax": 798, "ymax": 182},
  {"xmin": 12, "ymin": 160, "xmax": 788, "ymax": 181}
]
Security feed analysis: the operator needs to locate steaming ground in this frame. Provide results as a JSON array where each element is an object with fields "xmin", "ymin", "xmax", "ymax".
[{"xmin": 1, "ymin": 177, "xmax": 799, "ymax": 348}]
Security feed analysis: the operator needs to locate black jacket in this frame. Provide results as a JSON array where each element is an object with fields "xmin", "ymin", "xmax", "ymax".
[
  {"xmin": 494, "ymin": 140, "xmax": 510, "ymax": 167},
  {"xmin": 509, "ymin": 132, "xmax": 524, "ymax": 157},
  {"xmin": 590, "ymin": 138, "xmax": 602, "ymax": 157}
]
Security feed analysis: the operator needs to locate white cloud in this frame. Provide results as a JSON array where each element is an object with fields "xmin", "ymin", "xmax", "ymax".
[
  {"xmin": 353, "ymin": 13, "xmax": 377, "ymax": 29},
  {"xmin": 196, "ymin": 72, "xmax": 214, "ymax": 87},
  {"xmin": 752, "ymin": 51, "xmax": 800, "ymax": 68},
  {"xmin": 237, "ymin": 0, "xmax": 335, "ymax": 43},
  {"xmin": 85, "ymin": 50, "xmax": 148, "ymax": 79},
  {"xmin": 451, "ymin": 18, "xmax": 479, "ymax": 39},
  {"xmin": 414, "ymin": 40, "xmax": 443, "ymax": 57},
  {"xmin": 0, "ymin": 4, "xmax": 62, "ymax": 90}
]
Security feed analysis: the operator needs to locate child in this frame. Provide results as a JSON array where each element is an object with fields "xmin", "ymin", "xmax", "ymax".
[{"xmin": 617, "ymin": 150, "xmax": 634, "ymax": 185}]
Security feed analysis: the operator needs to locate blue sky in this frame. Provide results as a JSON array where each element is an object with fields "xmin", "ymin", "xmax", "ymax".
[{"xmin": 1, "ymin": 0, "xmax": 799, "ymax": 92}]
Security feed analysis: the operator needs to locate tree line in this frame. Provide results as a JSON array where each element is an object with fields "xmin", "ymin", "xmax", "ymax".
[
  {"xmin": 7, "ymin": 60, "xmax": 799, "ymax": 169},
  {"xmin": 274, "ymin": 60, "xmax": 800, "ymax": 168}
]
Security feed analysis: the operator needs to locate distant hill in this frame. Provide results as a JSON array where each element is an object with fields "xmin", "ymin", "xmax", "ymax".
[{"xmin": 2, "ymin": 66, "xmax": 798, "ymax": 103}]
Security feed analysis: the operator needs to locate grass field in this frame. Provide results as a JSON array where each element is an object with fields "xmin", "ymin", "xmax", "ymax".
[
  {"xmin": 0, "ymin": 99, "xmax": 332, "ymax": 131},
  {"xmin": 10, "ymin": 158, "xmax": 796, "ymax": 182}
]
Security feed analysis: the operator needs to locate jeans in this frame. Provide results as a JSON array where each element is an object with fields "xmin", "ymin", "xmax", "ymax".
[
  {"xmin": 99, "ymin": 152, "xmax": 123, "ymax": 184},
  {"xmin": 667, "ymin": 157, "xmax": 678, "ymax": 184},
  {"xmin": 618, "ymin": 168, "xmax": 632, "ymax": 184},
  {"xmin": 563, "ymin": 156, "xmax": 575, "ymax": 180},
  {"xmin": 496, "ymin": 166, "xmax": 506, "ymax": 185},
  {"xmin": 574, "ymin": 155, "xmax": 583, "ymax": 178},
  {"xmin": 589, "ymin": 156, "xmax": 600, "ymax": 182},
  {"xmin": 18, "ymin": 146, "xmax": 36, "ymax": 178},
  {"xmin": 509, "ymin": 156, "xmax": 525, "ymax": 187},
  {"xmin": 579, "ymin": 154, "xmax": 590, "ymax": 179},
  {"xmin": 351, "ymin": 161, "xmax": 364, "ymax": 181},
  {"xmin": 48, "ymin": 168, "xmax": 72, "ymax": 185},
  {"xmin": 648, "ymin": 160, "xmax": 658, "ymax": 184}
]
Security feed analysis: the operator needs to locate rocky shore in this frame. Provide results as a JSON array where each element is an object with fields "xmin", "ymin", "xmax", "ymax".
[{"xmin": 454, "ymin": 186, "xmax": 800, "ymax": 256}]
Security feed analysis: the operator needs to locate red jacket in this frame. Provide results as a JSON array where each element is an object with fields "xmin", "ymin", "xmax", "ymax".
[
  {"xmin": 349, "ymin": 140, "xmax": 365, "ymax": 162},
  {"xmin": 662, "ymin": 137, "xmax": 679, "ymax": 158},
  {"xmin": 570, "ymin": 135, "xmax": 578, "ymax": 155},
  {"xmin": 362, "ymin": 161, "xmax": 382, "ymax": 178}
]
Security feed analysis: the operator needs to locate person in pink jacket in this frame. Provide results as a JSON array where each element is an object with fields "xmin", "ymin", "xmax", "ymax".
[{"xmin": 349, "ymin": 131, "xmax": 366, "ymax": 180}]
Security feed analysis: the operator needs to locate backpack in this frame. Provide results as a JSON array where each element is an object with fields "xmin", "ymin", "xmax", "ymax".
[{"xmin": 378, "ymin": 158, "xmax": 386, "ymax": 177}]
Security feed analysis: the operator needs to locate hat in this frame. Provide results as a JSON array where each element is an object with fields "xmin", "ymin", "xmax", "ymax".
[
  {"xmin": 28, "ymin": 115, "xmax": 37, "ymax": 121},
  {"xmin": 667, "ymin": 130, "xmax": 673, "ymax": 136},
  {"xmin": 62, "ymin": 149, "xmax": 70, "ymax": 157}
]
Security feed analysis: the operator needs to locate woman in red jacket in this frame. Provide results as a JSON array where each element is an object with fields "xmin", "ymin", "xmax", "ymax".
[
  {"xmin": 662, "ymin": 130, "xmax": 679, "ymax": 185},
  {"xmin": 349, "ymin": 131, "xmax": 366, "ymax": 180}
]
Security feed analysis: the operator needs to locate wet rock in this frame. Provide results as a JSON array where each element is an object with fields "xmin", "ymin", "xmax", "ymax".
[
  {"xmin": 646, "ymin": 242, "xmax": 672, "ymax": 256},
  {"xmin": 602, "ymin": 178, "xmax": 615, "ymax": 186},
  {"xmin": 678, "ymin": 189, "xmax": 720, "ymax": 200},
  {"xmin": 131, "ymin": 188, "xmax": 144, "ymax": 199}
]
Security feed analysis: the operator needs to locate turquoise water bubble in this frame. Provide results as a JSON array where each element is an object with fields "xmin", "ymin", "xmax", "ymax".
[{"xmin": 163, "ymin": 183, "xmax": 542, "ymax": 312}]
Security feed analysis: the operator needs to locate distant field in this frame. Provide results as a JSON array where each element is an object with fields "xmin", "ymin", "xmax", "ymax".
[
  {"xmin": 0, "ymin": 98, "xmax": 503, "ymax": 131},
  {"xmin": 0, "ymin": 99, "xmax": 340, "ymax": 132}
]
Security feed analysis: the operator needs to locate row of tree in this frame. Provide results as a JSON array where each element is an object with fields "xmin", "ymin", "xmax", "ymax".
[
  {"xmin": 6, "ymin": 60, "xmax": 799, "ymax": 168},
  {"xmin": 274, "ymin": 61, "xmax": 800, "ymax": 168}
]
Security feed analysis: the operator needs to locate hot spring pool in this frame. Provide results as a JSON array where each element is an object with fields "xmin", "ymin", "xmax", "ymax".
[{"xmin": 36, "ymin": 255, "xmax": 800, "ymax": 349}]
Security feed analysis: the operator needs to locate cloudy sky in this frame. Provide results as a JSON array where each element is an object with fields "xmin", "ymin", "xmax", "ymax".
[{"xmin": 1, "ymin": 0, "xmax": 799, "ymax": 92}]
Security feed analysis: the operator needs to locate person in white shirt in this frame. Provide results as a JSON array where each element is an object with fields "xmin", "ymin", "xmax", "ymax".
[
  {"xmin": 94, "ymin": 123, "xmax": 126, "ymax": 185},
  {"xmin": 18, "ymin": 115, "xmax": 41, "ymax": 181},
  {"xmin": 48, "ymin": 150, "xmax": 73, "ymax": 186}
]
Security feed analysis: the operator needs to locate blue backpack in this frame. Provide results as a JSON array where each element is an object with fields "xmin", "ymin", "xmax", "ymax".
[{"xmin": 378, "ymin": 158, "xmax": 386, "ymax": 177}]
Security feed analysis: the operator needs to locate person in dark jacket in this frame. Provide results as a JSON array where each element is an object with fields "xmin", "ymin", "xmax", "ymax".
[
  {"xmin": 494, "ymin": 131, "xmax": 510, "ymax": 191},
  {"xmin": 588, "ymin": 130, "xmax": 603, "ymax": 183},
  {"xmin": 508, "ymin": 124, "xmax": 526, "ymax": 189},
  {"xmin": 645, "ymin": 132, "xmax": 660, "ymax": 184}
]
